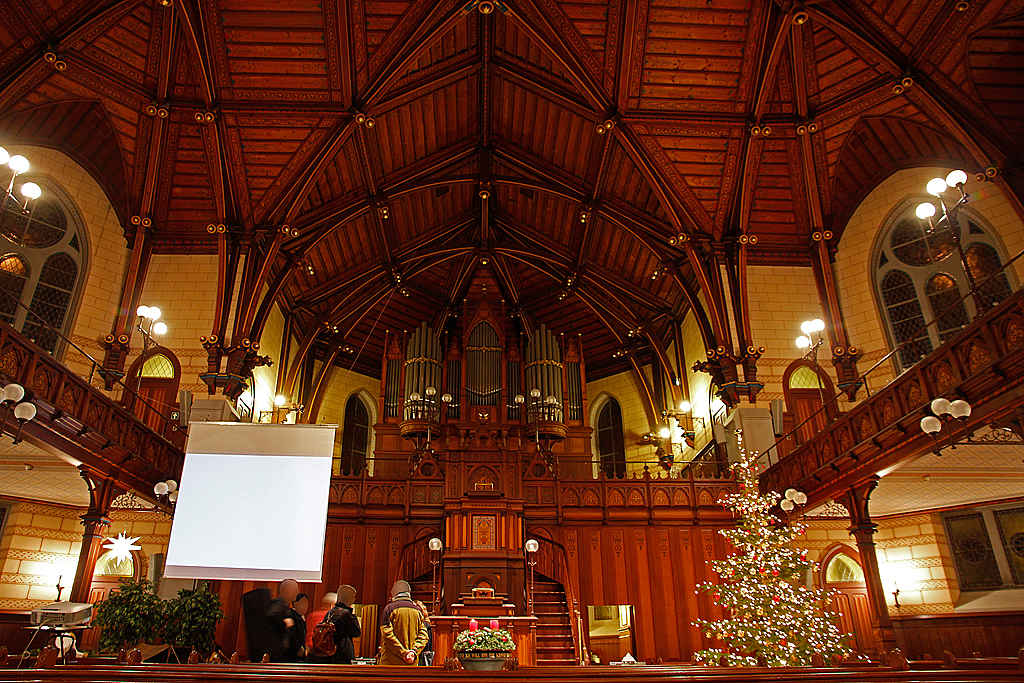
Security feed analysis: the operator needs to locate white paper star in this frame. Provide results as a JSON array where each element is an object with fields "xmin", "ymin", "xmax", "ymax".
[{"xmin": 102, "ymin": 532, "xmax": 141, "ymax": 564}]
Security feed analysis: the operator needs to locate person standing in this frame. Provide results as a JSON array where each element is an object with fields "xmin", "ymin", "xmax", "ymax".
[
  {"xmin": 266, "ymin": 579, "xmax": 300, "ymax": 663},
  {"xmin": 306, "ymin": 592, "xmax": 337, "ymax": 655},
  {"xmin": 377, "ymin": 580, "xmax": 427, "ymax": 665},
  {"xmin": 413, "ymin": 599, "xmax": 434, "ymax": 666},
  {"xmin": 291, "ymin": 593, "xmax": 310, "ymax": 661},
  {"xmin": 328, "ymin": 584, "xmax": 362, "ymax": 664}
]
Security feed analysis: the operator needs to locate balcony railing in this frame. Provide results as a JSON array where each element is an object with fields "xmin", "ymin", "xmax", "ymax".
[
  {"xmin": 761, "ymin": 285, "xmax": 1024, "ymax": 506},
  {"xmin": 0, "ymin": 320, "xmax": 185, "ymax": 494}
]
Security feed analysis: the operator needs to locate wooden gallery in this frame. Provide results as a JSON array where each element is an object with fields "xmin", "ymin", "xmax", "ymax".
[{"xmin": 0, "ymin": 0, "xmax": 1023, "ymax": 681}]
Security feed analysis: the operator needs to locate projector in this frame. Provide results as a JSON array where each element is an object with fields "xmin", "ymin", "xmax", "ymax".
[{"xmin": 30, "ymin": 602, "xmax": 92, "ymax": 627}]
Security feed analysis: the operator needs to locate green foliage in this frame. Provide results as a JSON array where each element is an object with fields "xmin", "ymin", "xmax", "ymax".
[
  {"xmin": 92, "ymin": 578, "xmax": 165, "ymax": 653},
  {"xmin": 162, "ymin": 583, "xmax": 225, "ymax": 656},
  {"xmin": 453, "ymin": 627, "xmax": 515, "ymax": 652},
  {"xmin": 693, "ymin": 433, "xmax": 853, "ymax": 667}
]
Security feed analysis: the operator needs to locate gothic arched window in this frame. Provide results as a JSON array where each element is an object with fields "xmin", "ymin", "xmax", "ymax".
[
  {"xmin": 875, "ymin": 201, "xmax": 1013, "ymax": 370},
  {"xmin": 0, "ymin": 178, "xmax": 86, "ymax": 356},
  {"xmin": 340, "ymin": 394, "xmax": 370, "ymax": 475},
  {"xmin": 596, "ymin": 398, "xmax": 626, "ymax": 478}
]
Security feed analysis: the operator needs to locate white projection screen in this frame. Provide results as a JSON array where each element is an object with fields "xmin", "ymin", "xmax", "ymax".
[{"xmin": 164, "ymin": 422, "xmax": 336, "ymax": 582}]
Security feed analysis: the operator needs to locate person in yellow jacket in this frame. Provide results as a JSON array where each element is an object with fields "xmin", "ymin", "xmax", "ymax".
[{"xmin": 378, "ymin": 580, "xmax": 428, "ymax": 665}]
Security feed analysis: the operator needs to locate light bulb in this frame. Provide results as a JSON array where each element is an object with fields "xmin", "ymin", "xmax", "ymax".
[
  {"xmin": 425, "ymin": 386, "xmax": 436, "ymax": 396},
  {"xmin": 800, "ymin": 320, "xmax": 814, "ymax": 335},
  {"xmin": 154, "ymin": 482, "xmax": 169, "ymax": 496},
  {"xmin": 0, "ymin": 147, "xmax": 8, "ymax": 166},
  {"xmin": 8, "ymin": 155, "xmax": 29, "ymax": 174},
  {"xmin": 659, "ymin": 426, "xmax": 671, "ymax": 439},
  {"xmin": 780, "ymin": 499, "xmax": 795, "ymax": 512},
  {"xmin": 793, "ymin": 491, "xmax": 807, "ymax": 505},
  {"xmin": 168, "ymin": 490, "xmax": 178, "ymax": 502},
  {"xmin": 949, "ymin": 400, "xmax": 971, "ymax": 419},
  {"xmin": 546, "ymin": 395, "xmax": 557, "ymax": 405},
  {"xmin": 442, "ymin": 393, "xmax": 452, "ymax": 403},
  {"xmin": 525, "ymin": 539, "xmax": 539, "ymax": 553},
  {"xmin": 530, "ymin": 388, "xmax": 541, "ymax": 398},
  {"xmin": 920, "ymin": 415, "xmax": 942, "ymax": 435},
  {"xmin": 20, "ymin": 182, "xmax": 41, "ymax": 200},
  {"xmin": 136, "ymin": 305, "xmax": 150, "ymax": 318},
  {"xmin": 811, "ymin": 318, "xmax": 825, "ymax": 332},
  {"xmin": 930, "ymin": 397, "xmax": 951, "ymax": 416},
  {"xmin": 13, "ymin": 402, "xmax": 35, "ymax": 421},
  {"xmin": 926, "ymin": 177, "xmax": 947, "ymax": 196},
  {"xmin": 275, "ymin": 394, "xmax": 286, "ymax": 406},
  {"xmin": 152, "ymin": 321, "xmax": 167, "ymax": 336},
  {"xmin": 514, "ymin": 394, "xmax": 524, "ymax": 404},
  {"xmin": 946, "ymin": 169, "xmax": 968, "ymax": 187},
  {"xmin": 3, "ymin": 383, "xmax": 25, "ymax": 403},
  {"xmin": 165, "ymin": 480, "xmax": 177, "ymax": 492},
  {"xmin": 679, "ymin": 400, "xmax": 691, "ymax": 412},
  {"xmin": 915, "ymin": 203, "xmax": 936, "ymax": 219},
  {"xmin": 784, "ymin": 488, "xmax": 797, "ymax": 500},
  {"xmin": 795, "ymin": 335, "xmax": 810, "ymax": 349},
  {"xmin": 428, "ymin": 537, "xmax": 443, "ymax": 551},
  {"xmin": 409, "ymin": 392, "xmax": 421, "ymax": 402},
  {"xmin": 147, "ymin": 306, "xmax": 161, "ymax": 320}
]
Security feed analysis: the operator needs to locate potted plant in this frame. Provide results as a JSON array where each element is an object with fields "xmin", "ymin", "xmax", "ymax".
[
  {"xmin": 162, "ymin": 583, "xmax": 225, "ymax": 658},
  {"xmin": 92, "ymin": 578, "xmax": 165, "ymax": 653},
  {"xmin": 453, "ymin": 620, "xmax": 515, "ymax": 671}
]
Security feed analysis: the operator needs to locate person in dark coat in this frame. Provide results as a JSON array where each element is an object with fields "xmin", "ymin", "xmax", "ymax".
[
  {"xmin": 327, "ymin": 584, "xmax": 362, "ymax": 664},
  {"xmin": 266, "ymin": 579, "xmax": 300, "ymax": 663},
  {"xmin": 291, "ymin": 593, "xmax": 310, "ymax": 661}
]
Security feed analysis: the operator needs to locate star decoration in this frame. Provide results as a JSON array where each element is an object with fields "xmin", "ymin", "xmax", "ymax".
[{"xmin": 103, "ymin": 532, "xmax": 141, "ymax": 564}]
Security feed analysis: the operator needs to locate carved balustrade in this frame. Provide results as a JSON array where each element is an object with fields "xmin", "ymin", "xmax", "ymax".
[{"xmin": 761, "ymin": 287, "xmax": 1024, "ymax": 506}]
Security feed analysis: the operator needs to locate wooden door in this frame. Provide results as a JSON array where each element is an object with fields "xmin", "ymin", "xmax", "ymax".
[{"xmin": 822, "ymin": 550, "xmax": 878, "ymax": 657}]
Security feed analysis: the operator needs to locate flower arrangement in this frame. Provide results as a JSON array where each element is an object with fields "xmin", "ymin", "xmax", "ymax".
[{"xmin": 453, "ymin": 620, "xmax": 515, "ymax": 653}]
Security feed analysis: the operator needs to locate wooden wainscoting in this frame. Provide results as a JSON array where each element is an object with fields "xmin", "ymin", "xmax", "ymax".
[{"xmin": 892, "ymin": 612, "xmax": 1024, "ymax": 659}]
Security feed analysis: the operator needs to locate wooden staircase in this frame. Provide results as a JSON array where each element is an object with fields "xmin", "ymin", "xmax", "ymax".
[{"xmin": 533, "ymin": 575, "xmax": 576, "ymax": 666}]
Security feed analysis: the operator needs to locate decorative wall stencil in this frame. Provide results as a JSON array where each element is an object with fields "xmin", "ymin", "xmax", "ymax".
[
  {"xmin": 944, "ymin": 513, "xmax": 1001, "ymax": 589},
  {"xmin": 590, "ymin": 530, "xmax": 599, "ymax": 551},
  {"xmin": 627, "ymin": 489, "xmax": 644, "ymax": 506},
  {"xmin": 658, "ymin": 529, "xmax": 668, "ymax": 557},
  {"xmin": 635, "ymin": 529, "xmax": 645, "ymax": 550},
  {"xmin": 701, "ymin": 528, "xmax": 715, "ymax": 559},
  {"xmin": 342, "ymin": 486, "xmax": 358, "ymax": 503},
  {"xmin": 673, "ymin": 489, "xmax": 690, "ymax": 506},
  {"xmin": 612, "ymin": 530, "xmax": 622, "ymax": 557},
  {"xmin": 653, "ymin": 489, "xmax": 670, "ymax": 506},
  {"xmin": 563, "ymin": 489, "xmax": 580, "ymax": 506},
  {"xmin": 472, "ymin": 515, "xmax": 497, "ymax": 551},
  {"xmin": 343, "ymin": 527, "xmax": 354, "ymax": 555},
  {"xmin": 680, "ymin": 529, "xmax": 690, "ymax": 551},
  {"xmin": 583, "ymin": 489, "xmax": 600, "ymax": 506},
  {"xmin": 390, "ymin": 529, "xmax": 401, "ymax": 556},
  {"xmin": 994, "ymin": 507, "xmax": 1024, "ymax": 584},
  {"xmin": 567, "ymin": 530, "xmax": 576, "ymax": 557},
  {"xmin": 608, "ymin": 490, "xmax": 625, "ymax": 506},
  {"xmin": 968, "ymin": 341, "xmax": 991, "ymax": 372},
  {"xmin": 367, "ymin": 528, "xmax": 377, "ymax": 549}
]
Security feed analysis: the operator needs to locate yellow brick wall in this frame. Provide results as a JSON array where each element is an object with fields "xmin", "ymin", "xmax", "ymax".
[
  {"xmin": 313, "ymin": 366, "xmax": 380, "ymax": 475},
  {"xmin": 587, "ymin": 371, "xmax": 656, "ymax": 476},
  {"xmin": 0, "ymin": 500, "xmax": 170, "ymax": 611},
  {"xmin": 803, "ymin": 511, "xmax": 956, "ymax": 617}
]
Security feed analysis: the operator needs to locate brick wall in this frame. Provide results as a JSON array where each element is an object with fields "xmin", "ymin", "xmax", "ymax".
[
  {"xmin": 0, "ymin": 499, "xmax": 170, "ymax": 611},
  {"xmin": 803, "ymin": 511, "xmax": 956, "ymax": 616}
]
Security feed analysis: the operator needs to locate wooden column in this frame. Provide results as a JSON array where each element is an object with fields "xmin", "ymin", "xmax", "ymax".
[
  {"xmin": 839, "ymin": 477, "xmax": 897, "ymax": 658},
  {"xmin": 101, "ymin": 225, "xmax": 153, "ymax": 389},
  {"xmin": 69, "ymin": 469, "xmax": 124, "ymax": 604},
  {"xmin": 809, "ymin": 233, "xmax": 860, "ymax": 400}
]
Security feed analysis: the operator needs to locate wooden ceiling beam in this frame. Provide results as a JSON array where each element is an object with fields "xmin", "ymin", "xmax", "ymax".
[
  {"xmin": 271, "ymin": 118, "xmax": 358, "ymax": 225},
  {"xmin": 173, "ymin": 0, "xmax": 219, "ymax": 107},
  {"xmin": 362, "ymin": 3, "xmax": 474, "ymax": 108},
  {"xmin": 430, "ymin": 253, "xmax": 477, "ymax": 331},
  {"xmin": 491, "ymin": 59, "xmax": 596, "ymax": 119},
  {"xmin": 0, "ymin": 0, "xmax": 145, "ymax": 106},
  {"xmin": 373, "ymin": 58, "xmax": 482, "ymax": 117}
]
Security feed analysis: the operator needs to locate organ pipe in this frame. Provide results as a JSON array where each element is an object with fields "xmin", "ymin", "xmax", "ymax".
[
  {"xmin": 526, "ymin": 324, "xmax": 563, "ymax": 422},
  {"xmin": 404, "ymin": 322, "xmax": 442, "ymax": 420}
]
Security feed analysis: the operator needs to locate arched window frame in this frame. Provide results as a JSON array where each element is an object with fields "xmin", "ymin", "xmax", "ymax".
[
  {"xmin": 819, "ymin": 545, "xmax": 866, "ymax": 588},
  {"xmin": 872, "ymin": 195, "xmax": 1015, "ymax": 372},
  {"xmin": 338, "ymin": 390, "xmax": 377, "ymax": 476},
  {"xmin": 0, "ymin": 175, "xmax": 88, "ymax": 358},
  {"xmin": 589, "ymin": 393, "xmax": 627, "ymax": 479}
]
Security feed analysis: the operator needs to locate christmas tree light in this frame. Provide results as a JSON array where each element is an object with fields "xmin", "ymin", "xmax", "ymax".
[{"xmin": 693, "ymin": 431, "xmax": 852, "ymax": 667}]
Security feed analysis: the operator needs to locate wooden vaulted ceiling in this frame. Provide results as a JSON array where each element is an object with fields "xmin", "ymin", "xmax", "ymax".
[{"xmin": 1, "ymin": 0, "xmax": 1022, "ymax": 379}]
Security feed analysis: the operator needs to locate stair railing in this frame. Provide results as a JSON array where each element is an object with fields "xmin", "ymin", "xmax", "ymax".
[{"xmin": 532, "ymin": 536, "xmax": 584, "ymax": 665}]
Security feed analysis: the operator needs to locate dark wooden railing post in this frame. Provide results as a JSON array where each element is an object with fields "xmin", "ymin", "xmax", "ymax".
[{"xmin": 839, "ymin": 477, "xmax": 898, "ymax": 659}]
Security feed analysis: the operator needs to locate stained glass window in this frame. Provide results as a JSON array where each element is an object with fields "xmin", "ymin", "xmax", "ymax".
[
  {"xmin": 0, "ymin": 176, "xmax": 84, "ymax": 357},
  {"xmin": 824, "ymin": 554, "xmax": 864, "ymax": 584},
  {"xmin": 596, "ymin": 398, "xmax": 626, "ymax": 478},
  {"xmin": 876, "ymin": 202, "xmax": 1013, "ymax": 371},
  {"xmin": 340, "ymin": 395, "xmax": 370, "ymax": 476}
]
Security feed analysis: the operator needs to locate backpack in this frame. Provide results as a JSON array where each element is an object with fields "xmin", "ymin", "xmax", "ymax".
[{"xmin": 310, "ymin": 609, "xmax": 337, "ymax": 658}]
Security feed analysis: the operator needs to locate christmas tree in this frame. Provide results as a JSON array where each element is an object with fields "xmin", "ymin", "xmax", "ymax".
[{"xmin": 693, "ymin": 431, "xmax": 852, "ymax": 667}]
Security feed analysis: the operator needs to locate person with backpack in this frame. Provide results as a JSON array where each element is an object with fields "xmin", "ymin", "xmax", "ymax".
[{"xmin": 311, "ymin": 584, "xmax": 361, "ymax": 664}]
